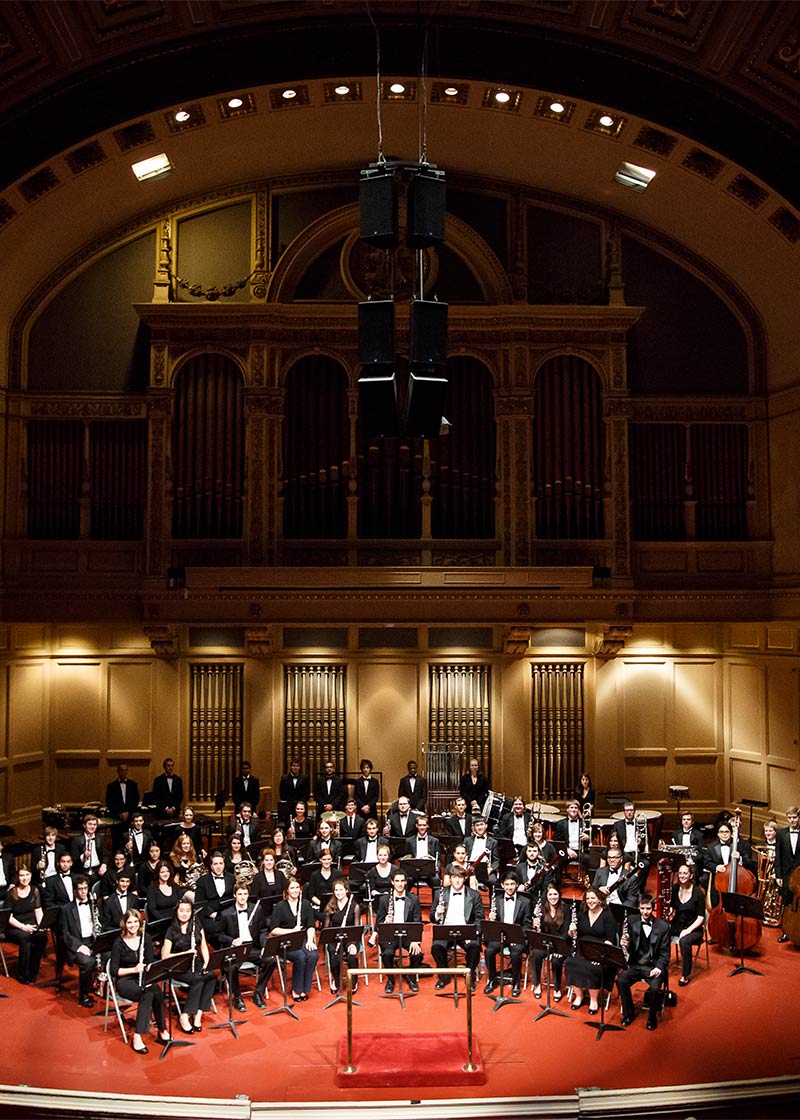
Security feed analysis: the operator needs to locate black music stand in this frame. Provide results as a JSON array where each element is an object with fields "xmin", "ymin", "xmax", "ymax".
[
  {"xmin": 399, "ymin": 857, "xmax": 439, "ymax": 892},
  {"xmin": 721, "ymin": 891, "xmax": 764, "ymax": 977},
  {"xmin": 319, "ymin": 924, "xmax": 364, "ymax": 1009},
  {"xmin": 577, "ymin": 939, "xmax": 627, "ymax": 1040},
  {"xmin": 207, "ymin": 942, "xmax": 251, "ymax": 1038},
  {"xmin": 262, "ymin": 928, "xmax": 307, "ymax": 1021},
  {"xmin": 481, "ymin": 919, "xmax": 525, "ymax": 1011},
  {"xmin": 739, "ymin": 797, "xmax": 769, "ymax": 844},
  {"xmin": 431, "ymin": 923, "xmax": 478, "ymax": 1006},
  {"xmin": 528, "ymin": 930, "xmax": 572, "ymax": 1023},
  {"xmin": 214, "ymin": 789, "xmax": 228, "ymax": 845},
  {"xmin": 144, "ymin": 950, "xmax": 196, "ymax": 1059},
  {"xmin": 494, "ymin": 838, "xmax": 519, "ymax": 875},
  {"xmin": 377, "ymin": 921, "xmax": 423, "ymax": 1009}
]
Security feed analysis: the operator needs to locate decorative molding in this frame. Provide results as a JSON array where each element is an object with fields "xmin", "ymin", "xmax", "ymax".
[
  {"xmin": 244, "ymin": 627, "xmax": 273, "ymax": 657},
  {"xmin": 143, "ymin": 626, "xmax": 178, "ymax": 658},
  {"xmin": 504, "ymin": 625, "xmax": 532, "ymax": 654},
  {"xmin": 595, "ymin": 624, "xmax": 634, "ymax": 659}
]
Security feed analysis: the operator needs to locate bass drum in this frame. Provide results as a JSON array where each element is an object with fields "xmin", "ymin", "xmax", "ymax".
[{"xmin": 482, "ymin": 791, "xmax": 513, "ymax": 834}]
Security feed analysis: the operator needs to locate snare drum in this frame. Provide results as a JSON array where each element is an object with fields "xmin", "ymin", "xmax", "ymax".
[{"xmin": 482, "ymin": 791, "xmax": 513, "ymax": 833}]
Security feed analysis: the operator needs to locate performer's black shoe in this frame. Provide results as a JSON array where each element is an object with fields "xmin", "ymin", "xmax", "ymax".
[
  {"xmin": 233, "ymin": 997, "xmax": 246, "ymax": 1013},
  {"xmin": 646, "ymin": 1017, "xmax": 658, "ymax": 1031},
  {"xmin": 79, "ymin": 995, "xmax": 94, "ymax": 1008},
  {"xmin": 384, "ymin": 978, "xmax": 395, "ymax": 993},
  {"xmin": 484, "ymin": 979, "xmax": 498, "ymax": 995},
  {"xmin": 252, "ymin": 992, "xmax": 266, "ymax": 1009},
  {"xmin": 778, "ymin": 933, "xmax": 789, "ymax": 943},
  {"xmin": 621, "ymin": 1014, "xmax": 636, "ymax": 1027},
  {"xmin": 678, "ymin": 975, "xmax": 691, "ymax": 986},
  {"xmin": 434, "ymin": 977, "xmax": 449, "ymax": 990},
  {"xmin": 511, "ymin": 984, "xmax": 521, "ymax": 998},
  {"xmin": 407, "ymin": 977, "xmax": 419, "ymax": 992}
]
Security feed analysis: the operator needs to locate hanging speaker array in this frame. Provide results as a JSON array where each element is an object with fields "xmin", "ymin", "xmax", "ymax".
[{"xmin": 357, "ymin": 162, "xmax": 448, "ymax": 438}]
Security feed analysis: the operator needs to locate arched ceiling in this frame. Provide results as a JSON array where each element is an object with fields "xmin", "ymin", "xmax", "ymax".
[{"xmin": 1, "ymin": 1, "xmax": 798, "ymax": 391}]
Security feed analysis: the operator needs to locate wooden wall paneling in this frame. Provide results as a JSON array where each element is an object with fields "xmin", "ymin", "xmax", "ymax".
[
  {"xmin": 9, "ymin": 662, "xmax": 46, "ymax": 758},
  {"xmin": 765, "ymin": 659, "xmax": 800, "ymax": 762},
  {"xmin": 355, "ymin": 662, "xmax": 418, "ymax": 810},
  {"xmin": 727, "ymin": 659, "xmax": 768, "ymax": 806},
  {"xmin": 621, "ymin": 660, "xmax": 669, "ymax": 807},
  {"xmin": 673, "ymin": 659, "xmax": 721, "ymax": 808},
  {"xmin": 107, "ymin": 661, "xmax": 154, "ymax": 791},
  {"xmin": 52, "ymin": 661, "xmax": 104, "ymax": 753},
  {"xmin": 0, "ymin": 663, "xmax": 8, "ymax": 763}
]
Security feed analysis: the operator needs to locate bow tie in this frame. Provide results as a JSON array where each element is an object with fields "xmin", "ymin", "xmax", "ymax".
[
  {"xmin": 452, "ymin": 891, "xmax": 463, "ymax": 896},
  {"xmin": 62, "ymin": 874, "xmax": 71, "ymax": 880},
  {"xmin": 214, "ymin": 874, "xmax": 225, "ymax": 880},
  {"xmin": 237, "ymin": 908, "xmax": 248, "ymax": 914},
  {"xmin": 118, "ymin": 894, "xmax": 127, "ymax": 899},
  {"xmin": 78, "ymin": 900, "xmax": 89, "ymax": 906}
]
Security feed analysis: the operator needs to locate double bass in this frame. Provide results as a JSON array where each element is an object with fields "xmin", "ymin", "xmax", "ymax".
[{"xmin": 707, "ymin": 809, "xmax": 762, "ymax": 953}]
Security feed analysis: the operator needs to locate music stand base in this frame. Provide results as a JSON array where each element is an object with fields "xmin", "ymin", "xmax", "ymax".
[
  {"xmin": 324, "ymin": 993, "xmax": 362, "ymax": 1010},
  {"xmin": 209, "ymin": 1017, "xmax": 246, "ymax": 1039},
  {"xmin": 159, "ymin": 1037, "xmax": 194, "ymax": 1060},
  {"xmin": 585, "ymin": 1020, "xmax": 625, "ymax": 1039},
  {"xmin": 729, "ymin": 963, "xmax": 762, "ymax": 977},
  {"xmin": 264, "ymin": 1002, "xmax": 300, "ymax": 1021},
  {"xmin": 534, "ymin": 1004, "xmax": 571, "ymax": 1022}
]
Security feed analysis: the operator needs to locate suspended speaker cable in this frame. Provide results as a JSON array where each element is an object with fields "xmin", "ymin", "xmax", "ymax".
[{"xmin": 367, "ymin": 1, "xmax": 385, "ymax": 165}]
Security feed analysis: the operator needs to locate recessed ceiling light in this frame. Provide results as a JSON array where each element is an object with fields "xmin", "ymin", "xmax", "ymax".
[
  {"xmin": 335, "ymin": 84, "xmax": 350, "ymax": 96},
  {"xmin": 599, "ymin": 114, "xmax": 614, "ymax": 127},
  {"xmin": 614, "ymin": 161, "xmax": 657, "ymax": 192},
  {"xmin": 444, "ymin": 86, "xmax": 459, "ymax": 97},
  {"xmin": 174, "ymin": 109, "xmax": 190, "ymax": 123},
  {"xmin": 131, "ymin": 153, "xmax": 173, "ymax": 182},
  {"xmin": 390, "ymin": 82, "xmax": 405, "ymax": 94},
  {"xmin": 495, "ymin": 91, "xmax": 511, "ymax": 104},
  {"xmin": 227, "ymin": 97, "xmax": 244, "ymax": 109},
  {"xmin": 282, "ymin": 89, "xmax": 297, "ymax": 100},
  {"xmin": 549, "ymin": 100, "xmax": 565, "ymax": 114}
]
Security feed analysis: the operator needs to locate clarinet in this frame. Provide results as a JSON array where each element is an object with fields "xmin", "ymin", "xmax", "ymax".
[
  {"xmin": 533, "ymin": 894, "xmax": 543, "ymax": 932},
  {"xmin": 387, "ymin": 891, "xmax": 395, "ymax": 923},
  {"xmin": 621, "ymin": 913, "xmax": 630, "ymax": 962},
  {"xmin": 90, "ymin": 892, "xmax": 104, "ymax": 980}
]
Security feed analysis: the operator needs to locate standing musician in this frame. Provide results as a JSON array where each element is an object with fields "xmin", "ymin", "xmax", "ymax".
[
  {"xmin": 445, "ymin": 796, "xmax": 473, "ymax": 839},
  {"xmin": 459, "ymin": 757, "xmax": 490, "ymax": 815},
  {"xmin": 287, "ymin": 801, "xmax": 315, "ymax": 841},
  {"xmin": 574, "ymin": 772, "xmax": 596, "ymax": 814},
  {"xmin": 33, "ymin": 826, "xmax": 64, "ymax": 887},
  {"xmin": 776, "ymin": 805, "xmax": 800, "ymax": 941},
  {"xmin": 110, "ymin": 909, "xmax": 171, "ymax": 1054},
  {"xmin": 612, "ymin": 802, "xmax": 642, "ymax": 868},
  {"xmin": 669, "ymin": 863, "xmax": 706, "ymax": 985},
  {"xmin": 484, "ymin": 871, "xmax": 531, "ymax": 997},
  {"xmin": 269, "ymin": 877, "xmax": 318, "ymax": 1002},
  {"xmin": 563, "ymin": 887, "xmax": 619, "ymax": 1014},
  {"xmin": 369, "ymin": 869, "xmax": 424, "ymax": 993},
  {"xmin": 593, "ymin": 848, "xmax": 641, "ymax": 908},
  {"xmin": 617, "ymin": 893, "xmax": 671, "ymax": 1031},
  {"xmin": 221, "ymin": 883, "xmax": 275, "ymax": 1010},
  {"xmin": 313, "ymin": 760, "xmax": 347, "ymax": 814},
  {"xmin": 703, "ymin": 819, "xmax": 755, "ymax": 906},
  {"xmin": 70, "ymin": 812, "xmax": 108, "ymax": 885},
  {"xmin": 465, "ymin": 815, "xmax": 500, "ymax": 889},
  {"xmin": 304, "ymin": 848, "xmax": 339, "ymax": 919},
  {"xmin": 355, "ymin": 759, "xmax": 380, "ymax": 821},
  {"xmin": 232, "ymin": 759, "xmax": 261, "ymax": 814},
  {"xmin": 59, "ymin": 875, "xmax": 99, "ymax": 1007},
  {"xmin": 227, "ymin": 802, "xmax": 260, "ymax": 849},
  {"xmin": 136, "ymin": 839, "xmax": 163, "ymax": 896},
  {"xmin": 45, "ymin": 851, "xmax": 76, "ymax": 908},
  {"xmin": 125, "ymin": 811, "xmax": 153, "ymax": 867},
  {"xmin": 431, "ymin": 864, "xmax": 484, "ymax": 992},
  {"xmin": 193, "ymin": 852, "xmax": 235, "ymax": 944},
  {"xmin": 398, "ymin": 759, "xmax": 428, "ymax": 812},
  {"xmin": 529, "ymin": 883, "xmax": 572, "ymax": 1000},
  {"xmin": 339, "ymin": 798, "xmax": 366, "ymax": 843},
  {"xmin": 278, "ymin": 758, "xmax": 310, "ymax": 825},
  {"xmin": 323, "ymin": 878, "xmax": 362, "ymax": 994},
  {"xmin": 384, "ymin": 795, "xmax": 416, "ymax": 839},
  {"xmin": 162, "ymin": 898, "xmax": 216, "ymax": 1033},
  {"xmin": 105, "ymin": 762, "xmax": 140, "ymax": 846},
  {"xmin": 152, "ymin": 757, "xmax": 184, "ymax": 821}
]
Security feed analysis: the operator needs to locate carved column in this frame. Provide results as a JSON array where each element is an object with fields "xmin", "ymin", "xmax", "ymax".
[
  {"xmin": 496, "ymin": 343, "xmax": 534, "ymax": 565},
  {"xmin": 243, "ymin": 371, "xmax": 276, "ymax": 566},
  {"xmin": 608, "ymin": 414, "xmax": 631, "ymax": 581},
  {"xmin": 146, "ymin": 388, "xmax": 173, "ymax": 577}
]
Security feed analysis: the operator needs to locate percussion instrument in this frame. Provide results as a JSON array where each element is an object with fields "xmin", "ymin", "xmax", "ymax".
[
  {"xmin": 611, "ymin": 808, "xmax": 663, "ymax": 848},
  {"xmin": 321, "ymin": 811, "xmax": 346, "ymax": 823},
  {"xmin": 482, "ymin": 791, "xmax": 513, "ymax": 833},
  {"xmin": 41, "ymin": 806, "xmax": 69, "ymax": 832},
  {"xmin": 526, "ymin": 802, "xmax": 559, "ymax": 815},
  {"xmin": 590, "ymin": 818, "xmax": 615, "ymax": 846},
  {"xmin": 538, "ymin": 813, "xmax": 564, "ymax": 840}
]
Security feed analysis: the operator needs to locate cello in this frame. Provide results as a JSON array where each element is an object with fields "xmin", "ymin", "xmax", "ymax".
[
  {"xmin": 706, "ymin": 808, "xmax": 762, "ymax": 953},
  {"xmin": 779, "ymin": 864, "xmax": 800, "ymax": 947}
]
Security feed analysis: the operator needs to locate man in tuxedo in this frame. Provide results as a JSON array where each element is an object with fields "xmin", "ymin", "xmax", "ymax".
[
  {"xmin": 431, "ymin": 864, "xmax": 484, "ymax": 991},
  {"xmin": 194, "ymin": 852, "xmax": 235, "ymax": 944},
  {"xmin": 617, "ymin": 894, "xmax": 671, "ymax": 1030},
  {"xmin": 59, "ymin": 876, "xmax": 99, "ymax": 1007},
  {"xmin": 355, "ymin": 759, "xmax": 380, "ymax": 821},
  {"xmin": 703, "ymin": 820, "xmax": 755, "ymax": 905},
  {"xmin": 445, "ymin": 796, "xmax": 473, "ymax": 839},
  {"xmin": 46, "ymin": 852, "xmax": 77, "ymax": 909},
  {"xmin": 612, "ymin": 802, "xmax": 642, "ymax": 867},
  {"xmin": 497, "ymin": 797, "xmax": 531, "ymax": 851},
  {"xmin": 776, "ymin": 805, "xmax": 800, "ymax": 940},
  {"xmin": 278, "ymin": 758, "xmax": 310, "ymax": 825},
  {"xmin": 227, "ymin": 801, "xmax": 261, "ymax": 849},
  {"xmin": 0, "ymin": 837, "xmax": 16, "ymax": 904},
  {"xmin": 220, "ymin": 883, "xmax": 276, "ymax": 1010},
  {"xmin": 232, "ymin": 760, "xmax": 261, "ymax": 814},
  {"xmin": 339, "ymin": 798, "xmax": 365, "ymax": 843},
  {"xmin": 384, "ymin": 795, "xmax": 416, "ymax": 839},
  {"xmin": 671, "ymin": 811, "xmax": 705, "ymax": 852},
  {"xmin": 398, "ymin": 760, "xmax": 428, "ymax": 812},
  {"xmin": 592, "ymin": 848, "xmax": 640, "ymax": 907},
  {"xmin": 33, "ymin": 825, "xmax": 65, "ymax": 888},
  {"xmin": 554, "ymin": 800, "xmax": 583, "ymax": 860},
  {"xmin": 70, "ymin": 813, "xmax": 108, "ymax": 884},
  {"xmin": 101, "ymin": 870, "xmax": 140, "ymax": 930},
  {"xmin": 354, "ymin": 818, "xmax": 382, "ymax": 863},
  {"xmin": 465, "ymin": 815, "xmax": 500, "ymax": 889},
  {"xmin": 484, "ymin": 872, "xmax": 532, "ymax": 996},
  {"xmin": 152, "ymin": 757, "xmax": 184, "ymax": 820},
  {"xmin": 313, "ymin": 760, "xmax": 347, "ymax": 814},
  {"xmin": 370, "ymin": 870, "xmax": 424, "ymax": 993},
  {"xmin": 403, "ymin": 813, "xmax": 440, "ymax": 893},
  {"xmin": 105, "ymin": 762, "xmax": 140, "ymax": 845},
  {"xmin": 124, "ymin": 811, "xmax": 153, "ymax": 867}
]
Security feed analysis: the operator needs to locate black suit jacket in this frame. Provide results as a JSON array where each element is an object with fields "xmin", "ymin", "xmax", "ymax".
[
  {"xmin": 489, "ymin": 891, "xmax": 532, "ymax": 933},
  {"xmin": 227, "ymin": 817, "xmax": 261, "ymax": 848},
  {"xmin": 374, "ymin": 890, "xmax": 423, "ymax": 925},
  {"xmin": 0, "ymin": 850, "xmax": 16, "ymax": 896},
  {"xmin": 404, "ymin": 833, "xmax": 441, "ymax": 861},
  {"xmin": 339, "ymin": 814, "xmax": 365, "ymax": 842},
  {"xmin": 354, "ymin": 835, "xmax": 382, "ymax": 862},
  {"xmin": 126, "ymin": 829, "xmax": 154, "ymax": 865},
  {"xmin": 432, "ymin": 885, "xmax": 484, "ymax": 934},
  {"xmin": 553, "ymin": 817, "xmax": 582, "ymax": 850},
  {"xmin": 465, "ymin": 835, "xmax": 499, "ymax": 873},
  {"xmin": 193, "ymin": 871, "xmax": 236, "ymax": 916},
  {"xmin": 278, "ymin": 772, "xmax": 310, "ymax": 808},
  {"xmin": 232, "ymin": 773, "xmax": 261, "ymax": 812},
  {"xmin": 398, "ymin": 775, "xmax": 428, "ymax": 811},
  {"xmin": 670, "ymin": 827, "xmax": 705, "ymax": 848},
  {"xmin": 592, "ymin": 866, "xmax": 640, "ymax": 907},
  {"xmin": 221, "ymin": 899, "xmax": 267, "ymax": 948},
  {"xmin": 152, "ymin": 773, "xmax": 184, "ymax": 816},
  {"xmin": 101, "ymin": 890, "xmax": 142, "ymax": 930},
  {"xmin": 70, "ymin": 833, "xmax": 109, "ymax": 872},
  {"xmin": 624, "ymin": 913, "xmax": 670, "ymax": 975},
  {"xmin": 46, "ymin": 872, "xmax": 78, "ymax": 908},
  {"xmin": 445, "ymin": 813, "xmax": 473, "ymax": 838},
  {"xmin": 105, "ymin": 778, "xmax": 140, "ymax": 819},
  {"xmin": 385, "ymin": 810, "xmax": 417, "ymax": 838},
  {"xmin": 354, "ymin": 776, "xmax": 380, "ymax": 820},
  {"xmin": 497, "ymin": 810, "xmax": 531, "ymax": 841},
  {"xmin": 775, "ymin": 828, "xmax": 800, "ymax": 883},
  {"xmin": 313, "ymin": 775, "xmax": 347, "ymax": 812},
  {"xmin": 459, "ymin": 773, "xmax": 490, "ymax": 810},
  {"xmin": 60, "ymin": 899, "xmax": 97, "ymax": 954}
]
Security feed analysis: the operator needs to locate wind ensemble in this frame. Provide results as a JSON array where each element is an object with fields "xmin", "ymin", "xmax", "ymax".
[{"xmin": 5, "ymin": 777, "xmax": 800, "ymax": 1054}]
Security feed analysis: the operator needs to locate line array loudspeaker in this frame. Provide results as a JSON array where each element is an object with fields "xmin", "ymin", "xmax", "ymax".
[
  {"xmin": 407, "ymin": 170, "xmax": 446, "ymax": 248},
  {"xmin": 406, "ymin": 365, "xmax": 448, "ymax": 438},
  {"xmin": 358, "ymin": 301, "xmax": 395, "ymax": 366},
  {"xmin": 359, "ymin": 171, "xmax": 398, "ymax": 248},
  {"xmin": 410, "ymin": 300, "xmax": 448, "ymax": 366},
  {"xmin": 358, "ymin": 365, "xmax": 400, "ymax": 437}
]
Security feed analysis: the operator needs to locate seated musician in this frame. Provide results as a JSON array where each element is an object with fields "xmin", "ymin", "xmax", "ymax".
[
  {"xmin": 70, "ymin": 812, "xmax": 108, "ymax": 885},
  {"xmin": 169, "ymin": 832, "xmax": 203, "ymax": 896},
  {"xmin": 162, "ymin": 898, "xmax": 216, "ymax": 1033},
  {"xmin": 227, "ymin": 801, "xmax": 260, "ymax": 850},
  {"xmin": 269, "ymin": 827, "xmax": 298, "ymax": 877},
  {"xmin": 404, "ymin": 814, "xmax": 440, "ymax": 893},
  {"xmin": 369, "ymin": 869, "xmax": 424, "ymax": 993},
  {"xmin": 484, "ymin": 871, "xmax": 531, "ymax": 997},
  {"xmin": 221, "ymin": 882, "xmax": 275, "ymax": 1010},
  {"xmin": 465, "ymin": 815, "xmax": 499, "ymax": 890},
  {"xmin": 563, "ymin": 887, "xmax": 618, "ymax": 1014},
  {"xmin": 354, "ymin": 818, "xmax": 381, "ymax": 863},
  {"xmin": 612, "ymin": 802, "xmax": 642, "ymax": 868},
  {"xmin": 527, "ymin": 820, "xmax": 557, "ymax": 866},
  {"xmin": 136, "ymin": 839, "xmax": 163, "ymax": 896},
  {"xmin": 443, "ymin": 843, "xmax": 469, "ymax": 887},
  {"xmin": 193, "ymin": 851, "xmax": 235, "ymax": 943},
  {"xmin": 59, "ymin": 875, "xmax": 98, "ymax": 1007},
  {"xmin": 304, "ymin": 847, "xmax": 338, "ymax": 919},
  {"xmin": 101, "ymin": 869, "xmax": 141, "ymax": 930},
  {"xmin": 431, "ymin": 864, "xmax": 484, "ymax": 992},
  {"xmin": 308, "ymin": 819, "xmax": 342, "ymax": 864},
  {"xmin": 669, "ymin": 862, "xmax": 705, "ymax": 985},
  {"xmin": 554, "ymin": 800, "xmax": 584, "ymax": 867},
  {"xmin": 497, "ymin": 797, "xmax": 532, "ymax": 853},
  {"xmin": 530, "ymin": 883, "xmax": 571, "ymax": 1000},
  {"xmin": 109, "ymin": 908, "xmax": 170, "ymax": 1054},
  {"xmin": 617, "ymin": 893, "xmax": 671, "ymax": 1030},
  {"xmin": 224, "ymin": 832, "xmax": 247, "ymax": 876},
  {"xmin": 0, "ymin": 836, "xmax": 15, "ymax": 905},
  {"xmin": 250, "ymin": 848, "xmax": 287, "ymax": 919},
  {"xmin": 323, "ymin": 878, "xmax": 362, "ymax": 994},
  {"xmin": 671, "ymin": 811, "xmax": 705, "ymax": 854},
  {"xmin": 592, "ymin": 848, "xmax": 640, "ymax": 908},
  {"xmin": 7, "ymin": 867, "xmax": 47, "ymax": 985},
  {"xmin": 146, "ymin": 859, "xmax": 182, "ymax": 922},
  {"xmin": 269, "ymin": 877, "xmax": 318, "ymax": 1001},
  {"xmin": 97, "ymin": 849, "xmax": 135, "ymax": 899},
  {"xmin": 514, "ymin": 842, "xmax": 555, "ymax": 909}
]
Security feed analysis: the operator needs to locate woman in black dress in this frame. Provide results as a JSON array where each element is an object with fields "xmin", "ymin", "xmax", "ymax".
[
  {"xmin": 323, "ymin": 879, "xmax": 362, "ymax": 993},
  {"xmin": 304, "ymin": 848, "xmax": 338, "ymax": 920},
  {"xmin": 162, "ymin": 898, "xmax": 216, "ymax": 1033},
  {"xmin": 530, "ymin": 884, "xmax": 573, "ymax": 1000},
  {"xmin": 250, "ymin": 848, "xmax": 287, "ymax": 920},
  {"xmin": 136, "ymin": 839, "xmax": 163, "ymax": 896},
  {"xmin": 563, "ymin": 887, "xmax": 619, "ymax": 1013},
  {"xmin": 459, "ymin": 757, "xmax": 490, "ymax": 814},
  {"xmin": 7, "ymin": 867, "xmax": 46, "ymax": 983},
  {"xmin": 146, "ymin": 860, "xmax": 181, "ymax": 921},
  {"xmin": 270, "ymin": 827, "xmax": 298, "ymax": 878},
  {"xmin": 110, "ymin": 908, "xmax": 170, "ymax": 1054},
  {"xmin": 307, "ymin": 819, "xmax": 342, "ymax": 865},
  {"xmin": 574, "ymin": 772, "xmax": 596, "ymax": 814},
  {"xmin": 669, "ymin": 862, "xmax": 705, "ymax": 985},
  {"xmin": 287, "ymin": 802, "xmax": 315, "ymax": 841},
  {"xmin": 269, "ymin": 877, "xmax": 318, "ymax": 1000}
]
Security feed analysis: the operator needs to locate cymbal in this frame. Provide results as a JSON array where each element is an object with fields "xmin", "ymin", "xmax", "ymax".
[{"xmin": 321, "ymin": 810, "xmax": 345, "ymax": 822}]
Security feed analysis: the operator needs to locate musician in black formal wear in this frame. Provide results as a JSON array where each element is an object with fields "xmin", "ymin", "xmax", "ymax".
[
  {"xmin": 7, "ymin": 867, "xmax": 47, "ymax": 984},
  {"xmin": 398, "ymin": 759, "xmax": 428, "ymax": 812},
  {"xmin": 612, "ymin": 802, "xmax": 644, "ymax": 867},
  {"xmin": 278, "ymin": 758, "xmax": 310, "ymax": 824},
  {"xmin": 497, "ymin": 796, "xmax": 532, "ymax": 851},
  {"xmin": 703, "ymin": 819, "xmax": 755, "ymax": 905},
  {"xmin": 445, "ymin": 796, "xmax": 473, "ymax": 839},
  {"xmin": 269, "ymin": 877, "xmax": 318, "ymax": 1001},
  {"xmin": 464, "ymin": 815, "xmax": 500, "ymax": 888},
  {"xmin": 97, "ymin": 849, "xmax": 135, "ymax": 900},
  {"xmin": 0, "ymin": 836, "xmax": 17, "ymax": 903},
  {"xmin": 669, "ymin": 862, "xmax": 706, "ymax": 984},
  {"xmin": 323, "ymin": 879, "xmax": 362, "ymax": 994},
  {"xmin": 162, "ymin": 898, "xmax": 217, "ymax": 1033},
  {"xmin": 101, "ymin": 870, "xmax": 141, "ymax": 930},
  {"xmin": 136, "ymin": 839, "xmax": 163, "ymax": 896},
  {"xmin": 45, "ymin": 851, "xmax": 76, "ymax": 909},
  {"xmin": 221, "ymin": 882, "xmax": 275, "ymax": 1009},
  {"xmin": 339, "ymin": 798, "xmax": 366, "ymax": 843},
  {"xmin": 369, "ymin": 869, "xmax": 424, "ymax": 993},
  {"xmin": 59, "ymin": 876, "xmax": 100, "ymax": 1007},
  {"xmin": 529, "ymin": 883, "xmax": 573, "ymax": 999},
  {"xmin": 384, "ymin": 795, "xmax": 417, "ymax": 839},
  {"xmin": 354, "ymin": 818, "xmax": 382, "ymax": 863},
  {"xmin": 527, "ymin": 820, "xmax": 558, "ymax": 867},
  {"xmin": 355, "ymin": 759, "xmax": 380, "ymax": 821},
  {"xmin": 404, "ymin": 814, "xmax": 441, "ymax": 892},
  {"xmin": 231, "ymin": 760, "xmax": 261, "ymax": 814},
  {"xmin": 124, "ymin": 811, "xmax": 153, "ymax": 867},
  {"xmin": 152, "ymin": 757, "xmax": 184, "ymax": 820},
  {"xmin": 304, "ymin": 848, "xmax": 338, "ymax": 919},
  {"xmin": 250, "ymin": 849, "xmax": 287, "ymax": 920},
  {"xmin": 146, "ymin": 860, "xmax": 181, "ymax": 922},
  {"xmin": 110, "ymin": 908, "xmax": 170, "ymax": 1054},
  {"xmin": 459, "ymin": 757, "xmax": 490, "ymax": 814},
  {"xmin": 33, "ymin": 826, "xmax": 64, "ymax": 888},
  {"xmin": 307, "ymin": 819, "xmax": 342, "ymax": 864},
  {"xmin": 617, "ymin": 893, "xmax": 671, "ymax": 1030},
  {"xmin": 227, "ymin": 801, "xmax": 261, "ymax": 849},
  {"xmin": 514, "ymin": 841, "xmax": 555, "ymax": 908},
  {"xmin": 553, "ymin": 800, "xmax": 583, "ymax": 861},
  {"xmin": 670, "ymin": 811, "xmax": 706, "ymax": 853},
  {"xmin": 776, "ymin": 805, "xmax": 800, "ymax": 939},
  {"xmin": 484, "ymin": 871, "xmax": 531, "ymax": 997},
  {"xmin": 592, "ymin": 848, "xmax": 641, "ymax": 908},
  {"xmin": 70, "ymin": 812, "xmax": 108, "ymax": 884},
  {"xmin": 105, "ymin": 762, "xmax": 140, "ymax": 845},
  {"xmin": 193, "ymin": 852, "xmax": 235, "ymax": 944},
  {"xmin": 431, "ymin": 864, "xmax": 484, "ymax": 991},
  {"xmin": 574, "ymin": 772, "xmax": 596, "ymax": 814},
  {"xmin": 313, "ymin": 759, "xmax": 347, "ymax": 814},
  {"xmin": 563, "ymin": 887, "xmax": 619, "ymax": 1014}
]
